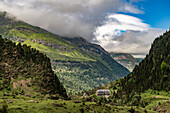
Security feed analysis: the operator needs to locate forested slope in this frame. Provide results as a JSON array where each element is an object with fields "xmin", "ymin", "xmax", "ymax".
[{"xmin": 0, "ymin": 35, "xmax": 67, "ymax": 98}]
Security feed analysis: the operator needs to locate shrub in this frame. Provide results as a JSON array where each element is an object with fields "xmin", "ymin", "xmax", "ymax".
[
  {"xmin": 1, "ymin": 100, "xmax": 8, "ymax": 113},
  {"xmin": 82, "ymin": 102, "xmax": 85, "ymax": 105},
  {"xmin": 79, "ymin": 108, "xmax": 84, "ymax": 113},
  {"xmin": 50, "ymin": 94, "xmax": 60, "ymax": 100},
  {"xmin": 128, "ymin": 107, "xmax": 135, "ymax": 113}
]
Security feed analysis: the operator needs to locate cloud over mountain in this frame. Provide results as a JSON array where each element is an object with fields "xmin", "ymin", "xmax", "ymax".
[
  {"xmin": 0, "ymin": 0, "xmax": 165, "ymax": 57},
  {"xmin": 0, "ymin": 0, "xmax": 142, "ymax": 39}
]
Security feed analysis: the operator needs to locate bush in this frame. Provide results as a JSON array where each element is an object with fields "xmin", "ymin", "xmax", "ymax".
[
  {"xmin": 0, "ymin": 100, "xmax": 8, "ymax": 113},
  {"xmin": 50, "ymin": 94, "xmax": 60, "ymax": 100},
  {"xmin": 128, "ymin": 107, "xmax": 135, "ymax": 113},
  {"xmin": 86, "ymin": 96, "xmax": 92, "ymax": 101},
  {"xmin": 98, "ymin": 96, "xmax": 108, "ymax": 105},
  {"xmin": 79, "ymin": 108, "xmax": 84, "ymax": 113},
  {"xmin": 82, "ymin": 102, "xmax": 85, "ymax": 105},
  {"xmin": 131, "ymin": 94, "xmax": 141, "ymax": 106}
]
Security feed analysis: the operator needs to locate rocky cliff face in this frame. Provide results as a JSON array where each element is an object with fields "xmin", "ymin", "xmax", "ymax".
[{"xmin": 64, "ymin": 37, "xmax": 110, "ymax": 56}]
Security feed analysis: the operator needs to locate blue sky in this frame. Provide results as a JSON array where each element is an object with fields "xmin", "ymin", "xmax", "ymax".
[{"xmin": 125, "ymin": 0, "xmax": 170, "ymax": 29}]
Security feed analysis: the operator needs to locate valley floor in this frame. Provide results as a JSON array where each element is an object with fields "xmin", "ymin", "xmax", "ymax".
[{"xmin": 0, "ymin": 90, "xmax": 169, "ymax": 113}]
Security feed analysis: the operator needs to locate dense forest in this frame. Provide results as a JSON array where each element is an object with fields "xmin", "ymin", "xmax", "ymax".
[{"xmin": 0, "ymin": 35, "xmax": 67, "ymax": 98}]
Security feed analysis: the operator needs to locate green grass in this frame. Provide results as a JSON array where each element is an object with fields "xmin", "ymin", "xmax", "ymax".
[
  {"xmin": 0, "ymin": 94, "xmax": 160, "ymax": 113},
  {"xmin": 140, "ymin": 89, "xmax": 170, "ymax": 111},
  {"xmin": 1, "ymin": 22, "xmax": 73, "ymax": 48},
  {"xmin": 21, "ymin": 40, "xmax": 95, "ymax": 62}
]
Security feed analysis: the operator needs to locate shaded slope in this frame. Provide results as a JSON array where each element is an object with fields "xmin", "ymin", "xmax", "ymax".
[
  {"xmin": 0, "ymin": 35, "xmax": 67, "ymax": 98},
  {"xmin": 0, "ymin": 11, "xmax": 129, "ymax": 93},
  {"xmin": 64, "ymin": 37, "xmax": 129, "ymax": 78}
]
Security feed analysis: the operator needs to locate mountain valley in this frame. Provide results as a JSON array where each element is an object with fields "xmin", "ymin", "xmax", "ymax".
[
  {"xmin": 0, "ymin": 11, "xmax": 130, "ymax": 93},
  {"xmin": 0, "ymin": 10, "xmax": 169, "ymax": 113}
]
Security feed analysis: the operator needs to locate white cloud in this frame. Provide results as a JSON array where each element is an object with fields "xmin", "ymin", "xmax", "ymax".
[
  {"xmin": 94, "ymin": 14, "xmax": 149, "ymax": 45},
  {"xmin": 120, "ymin": 3, "xmax": 144, "ymax": 14},
  {"xmin": 93, "ymin": 14, "xmax": 165, "ymax": 58}
]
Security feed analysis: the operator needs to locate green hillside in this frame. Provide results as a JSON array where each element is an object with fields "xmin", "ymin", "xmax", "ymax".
[
  {"xmin": 110, "ymin": 52, "xmax": 141, "ymax": 72},
  {"xmin": 0, "ymin": 35, "xmax": 67, "ymax": 98},
  {"xmin": 0, "ymin": 11, "xmax": 129, "ymax": 93}
]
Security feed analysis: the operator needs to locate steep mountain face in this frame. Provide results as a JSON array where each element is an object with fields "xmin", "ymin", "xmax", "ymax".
[
  {"xmin": 0, "ymin": 35, "xmax": 67, "ymax": 98},
  {"xmin": 0, "ymin": 11, "xmax": 129, "ymax": 93},
  {"xmin": 110, "ymin": 52, "xmax": 141, "ymax": 71},
  {"xmin": 114, "ymin": 31, "xmax": 170, "ymax": 104},
  {"xmin": 63, "ymin": 37, "xmax": 129, "ymax": 78}
]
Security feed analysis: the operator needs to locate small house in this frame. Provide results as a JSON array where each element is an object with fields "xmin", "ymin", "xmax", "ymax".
[{"xmin": 96, "ymin": 89, "xmax": 111, "ymax": 96}]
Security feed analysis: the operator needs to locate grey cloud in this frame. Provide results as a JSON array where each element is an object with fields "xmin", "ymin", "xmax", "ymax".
[
  {"xmin": 105, "ymin": 29, "xmax": 165, "ymax": 58},
  {"xmin": 0, "ymin": 0, "xmax": 141, "ymax": 41}
]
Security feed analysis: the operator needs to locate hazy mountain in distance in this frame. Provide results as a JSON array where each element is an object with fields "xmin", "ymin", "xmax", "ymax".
[{"xmin": 110, "ymin": 52, "xmax": 142, "ymax": 71}]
